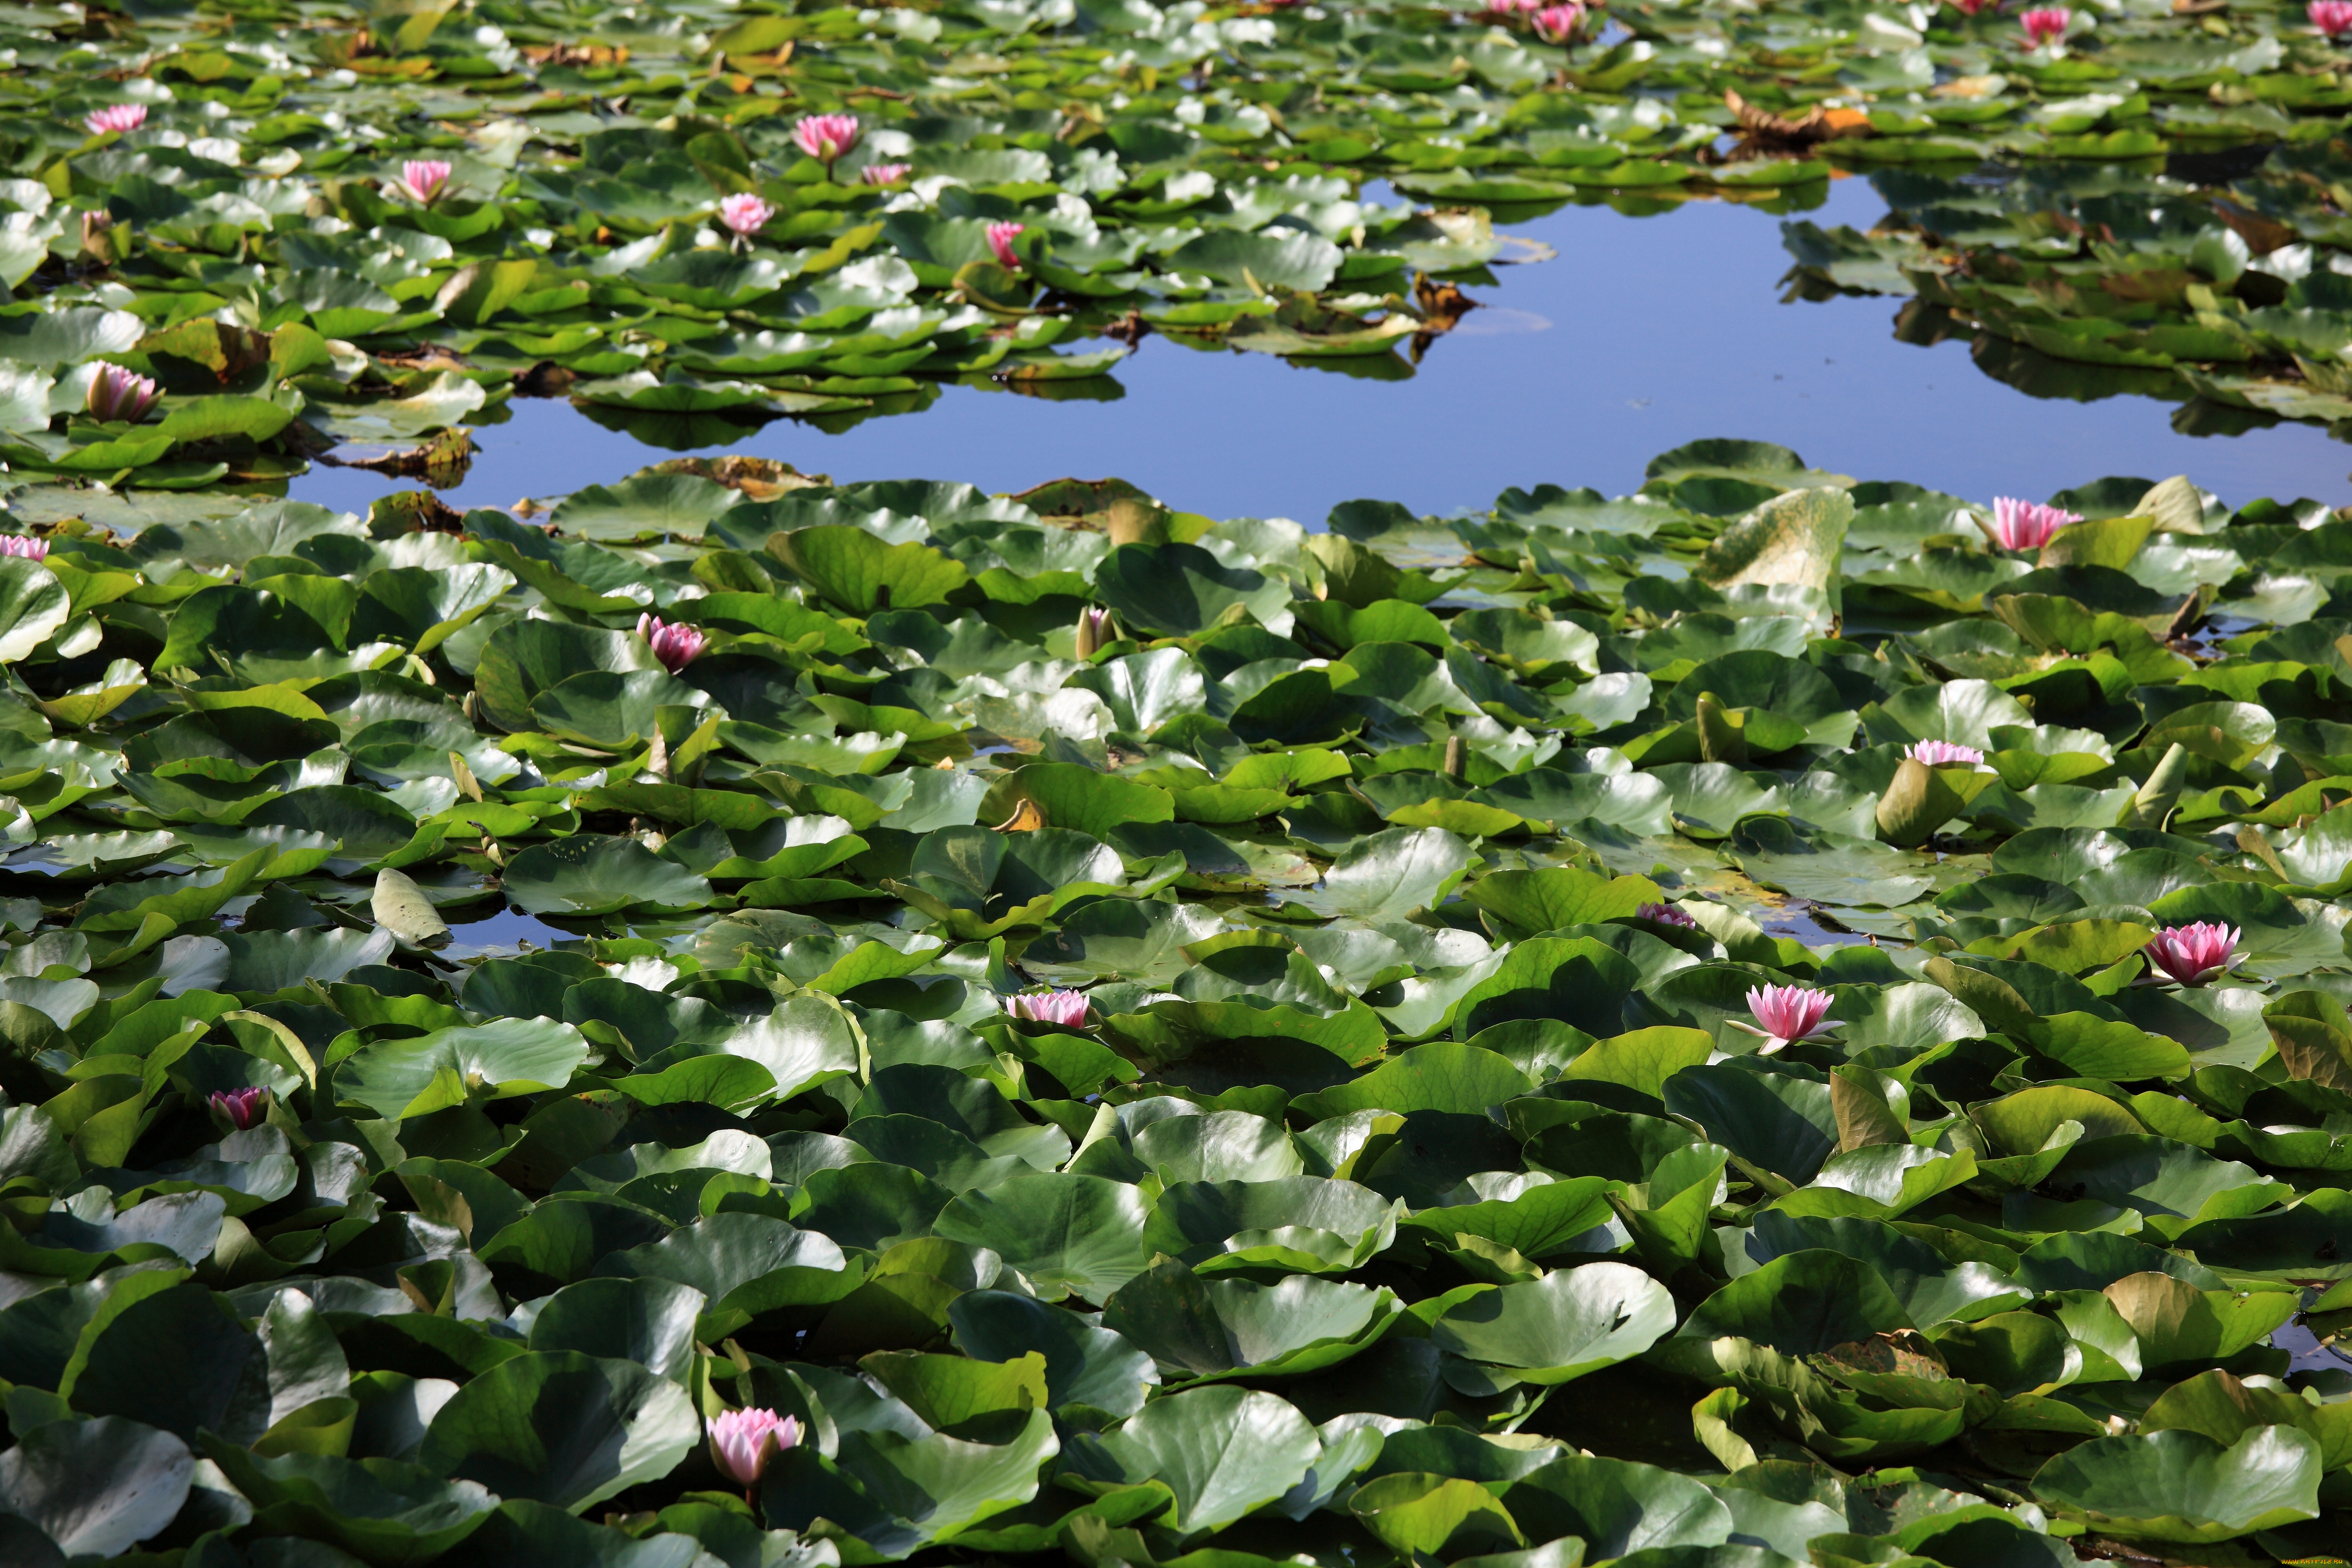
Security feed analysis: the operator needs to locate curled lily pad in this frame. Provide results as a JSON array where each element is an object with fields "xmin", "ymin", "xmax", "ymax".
[{"xmin": 2028, "ymin": 1425, "xmax": 2322, "ymax": 1542}]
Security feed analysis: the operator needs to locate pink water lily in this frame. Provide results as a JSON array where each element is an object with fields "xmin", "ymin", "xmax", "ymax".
[
  {"xmin": 718, "ymin": 192, "xmax": 774, "ymax": 239},
  {"xmin": 84, "ymin": 103, "xmax": 146, "ymax": 136},
  {"xmin": 396, "ymin": 159, "xmax": 452, "ymax": 204},
  {"xmin": 1074, "ymin": 606, "xmax": 1117, "ymax": 658},
  {"xmin": 708, "ymin": 1407, "xmax": 802, "ymax": 1489},
  {"xmin": 986, "ymin": 221, "xmax": 1026, "ymax": 271},
  {"xmin": 1637, "ymin": 901, "xmax": 1698, "ymax": 929},
  {"xmin": 1906, "ymin": 738, "xmax": 1986, "ymax": 767},
  {"xmin": 1983, "ymin": 496, "xmax": 2081, "ymax": 552},
  {"xmin": 859, "ymin": 162, "xmax": 912, "ymax": 186},
  {"xmin": 2019, "ymin": 7, "xmax": 2070, "ymax": 47},
  {"xmin": 87, "ymin": 364, "xmax": 159, "ymax": 424},
  {"xmin": 0, "ymin": 535, "xmax": 48, "ymax": 561},
  {"xmin": 1006, "ymin": 989, "xmax": 1091, "ymax": 1027},
  {"xmin": 1948, "ymin": 0, "xmax": 1995, "ymax": 14},
  {"xmin": 2145, "ymin": 922, "xmax": 2238, "ymax": 986},
  {"xmin": 637, "ymin": 614, "xmax": 707, "ymax": 673},
  {"xmin": 794, "ymin": 112, "xmax": 862, "ymax": 167},
  {"xmin": 209, "ymin": 1087, "xmax": 269, "ymax": 1130},
  {"xmin": 1532, "ymin": 3, "xmax": 1585, "ymax": 43},
  {"xmin": 1731, "ymin": 984, "xmax": 1838, "ymax": 1053},
  {"xmin": 2314, "ymin": 0, "xmax": 2352, "ymax": 36}
]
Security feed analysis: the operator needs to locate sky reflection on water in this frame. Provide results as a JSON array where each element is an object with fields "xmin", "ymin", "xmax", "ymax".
[{"xmin": 291, "ymin": 177, "xmax": 2352, "ymax": 525}]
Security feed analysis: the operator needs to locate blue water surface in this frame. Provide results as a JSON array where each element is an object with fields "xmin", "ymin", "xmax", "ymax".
[{"xmin": 290, "ymin": 177, "xmax": 2352, "ymax": 524}]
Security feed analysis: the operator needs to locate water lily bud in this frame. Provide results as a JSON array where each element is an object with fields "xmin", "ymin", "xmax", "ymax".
[
  {"xmin": 397, "ymin": 159, "xmax": 453, "ymax": 204},
  {"xmin": 636, "ymin": 613, "xmax": 707, "ymax": 673},
  {"xmin": 87, "ymin": 364, "xmax": 159, "ymax": 424},
  {"xmin": 209, "ymin": 1087, "xmax": 270, "ymax": 1130},
  {"xmin": 985, "ymin": 221, "xmax": 1025, "ymax": 271},
  {"xmin": 1075, "ymin": 606, "xmax": 1115, "ymax": 659}
]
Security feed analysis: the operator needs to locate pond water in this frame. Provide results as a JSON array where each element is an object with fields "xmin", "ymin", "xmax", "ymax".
[{"xmin": 288, "ymin": 175, "xmax": 2352, "ymax": 526}]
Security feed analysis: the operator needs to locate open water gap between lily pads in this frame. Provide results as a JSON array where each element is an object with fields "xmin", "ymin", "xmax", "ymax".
[{"xmin": 288, "ymin": 176, "xmax": 2352, "ymax": 526}]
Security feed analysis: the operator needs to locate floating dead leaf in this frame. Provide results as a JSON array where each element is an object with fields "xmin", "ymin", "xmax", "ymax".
[
  {"xmin": 523, "ymin": 41, "xmax": 630, "ymax": 66},
  {"xmin": 647, "ymin": 455, "xmax": 830, "ymax": 501},
  {"xmin": 514, "ymin": 361, "xmax": 575, "ymax": 398},
  {"xmin": 1010, "ymin": 477, "xmax": 1161, "ymax": 534},
  {"xmin": 376, "ymin": 344, "xmax": 473, "ymax": 376},
  {"xmin": 1812, "ymin": 1331, "xmax": 1949, "ymax": 1381},
  {"xmin": 1412, "ymin": 272, "xmax": 1481, "ymax": 334},
  {"xmin": 2212, "ymin": 201, "xmax": 2296, "ymax": 256},
  {"xmin": 1723, "ymin": 89, "xmax": 1873, "ymax": 148},
  {"xmin": 369, "ymin": 489, "xmax": 464, "ymax": 533},
  {"xmin": 331, "ymin": 426, "xmax": 474, "ymax": 487}
]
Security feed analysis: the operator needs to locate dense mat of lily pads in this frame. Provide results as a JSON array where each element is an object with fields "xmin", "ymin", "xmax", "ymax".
[
  {"xmin": 3, "ymin": 0, "xmax": 2352, "ymax": 489},
  {"xmin": 7, "ymin": 438, "xmax": 2352, "ymax": 1563}
]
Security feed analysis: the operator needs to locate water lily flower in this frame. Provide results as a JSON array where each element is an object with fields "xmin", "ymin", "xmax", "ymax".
[
  {"xmin": 2019, "ymin": 7, "xmax": 2070, "ymax": 47},
  {"xmin": 84, "ymin": 103, "xmax": 146, "ymax": 136},
  {"xmin": 2145, "ymin": 922, "xmax": 2238, "ymax": 985},
  {"xmin": 708, "ymin": 1407, "xmax": 802, "ymax": 1489},
  {"xmin": 1730, "ymin": 984, "xmax": 1838, "ymax": 1053},
  {"xmin": 1637, "ymin": 901, "xmax": 1698, "ymax": 929},
  {"xmin": 2314, "ymin": 0, "xmax": 2352, "ymax": 36},
  {"xmin": 1532, "ymin": 3, "xmax": 1585, "ymax": 43},
  {"xmin": 1947, "ymin": 0, "xmax": 1994, "ymax": 14},
  {"xmin": 396, "ymin": 159, "xmax": 452, "ymax": 205},
  {"xmin": 1005, "ymin": 990, "xmax": 1091, "ymax": 1027},
  {"xmin": 636, "ymin": 613, "xmax": 707, "ymax": 672},
  {"xmin": 859, "ymin": 162, "xmax": 912, "ymax": 186},
  {"xmin": 1983, "ymin": 496, "xmax": 2081, "ymax": 552},
  {"xmin": 87, "ymin": 364, "xmax": 159, "ymax": 424},
  {"xmin": 0, "ymin": 535, "xmax": 48, "ymax": 561},
  {"xmin": 210, "ymin": 1087, "xmax": 270, "ymax": 1130},
  {"xmin": 986, "ymin": 221, "xmax": 1025, "ymax": 271},
  {"xmin": 794, "ymin": 112, "xmax": 862, "ymax": 168},
  {"xmin": 1906, "ymin": 738, "xmax": 1985, "ymax": 767},
  {"xmin": 718, "ymin": 192, "xmax": 774, "ymax": 240},
  {"xmin": 1074, "ymin": 606, "xmax": 1117, "ymax": 658}
]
